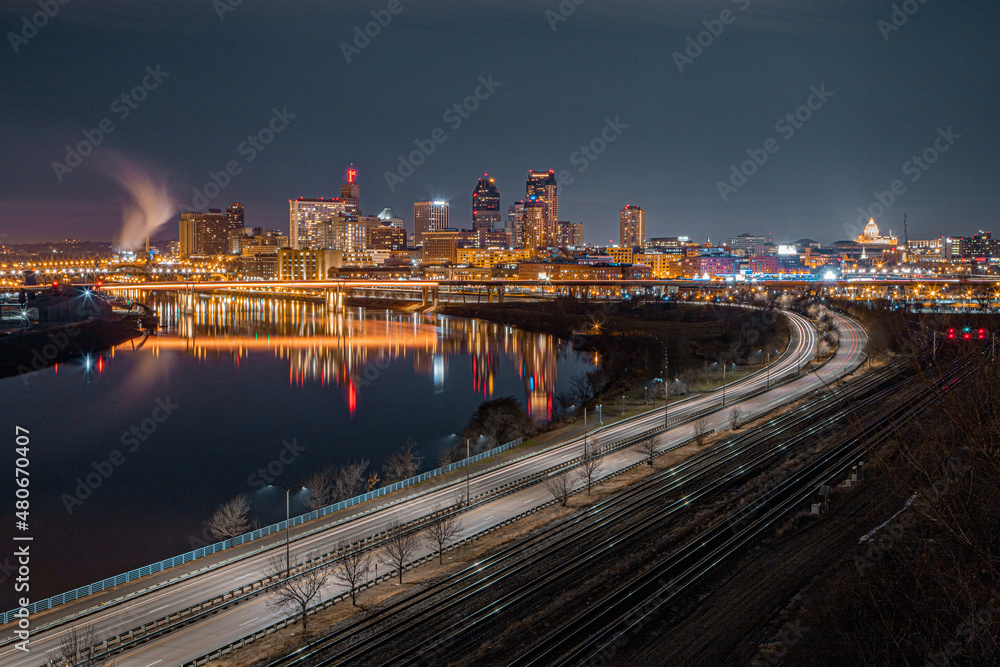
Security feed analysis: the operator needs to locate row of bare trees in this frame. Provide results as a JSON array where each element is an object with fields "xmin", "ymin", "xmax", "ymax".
[
  {"xmin": 264, "ymin": 511, "xmax": 464, "ymax": 633},
  {"xmin": 205, "ymin": 442, "xmax": 427, "ymax": 544},
  {"xmin": 303, "ymin": 458, "xmax": 372, "ymax": 510}
]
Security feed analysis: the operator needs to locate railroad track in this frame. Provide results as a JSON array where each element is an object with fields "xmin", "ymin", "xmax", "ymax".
[
  {"xmin": 516, "ymin": 360, "xmax": 972, "ymax": 666},
  {"xmin": 262, "ymin": 359, "xmax": 925, "ymax": 667}
]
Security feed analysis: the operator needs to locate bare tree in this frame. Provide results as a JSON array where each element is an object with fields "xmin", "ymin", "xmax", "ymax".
[
  {"xmin": 47, "ymin": 624, "xmax": 117, "ymax": 667},
  {"xmin": 545, "ymin": 471, "xmax": 573, "ymax": 507},
  {"xmin": 208, "ymin": 494, "xmax": 253, "ymax": 540},
  {"xmin": 304, "ymin": 466, "xmax": 335, "ymax": 511},
  {"xmin": 331, "ymin": 539, "xmax": 372, "ymax": 606},
  {"xmin": 577, "ymin": 446, "xmax": 605, "ymax": 493},
  {"xmin": 382, "ymin": 441, "xmax": 423, "ymax": 484},
  {"xmin": 693, "ymin": 417, "xmax": 710, "ymax": 447},
  {"xmin": 636, "ymin": 437, "xmax": 658, "ymax": 467},
  {"xmin": 335, "ymin": 459, "xmax": 370, "ymax": 501},
  {"xmin": 728, "ymin": 406, "xmax": 745, "ymax": 430},
  {"xmin": 381, "ymin": 519, "xmax": 420, "ymax": 584},
  {"xmin": 262, "ymin": 551, "xmax": 332, "ymax": 633},
  {"xmin": 424, "ymin": 511, "xmax": 464, "ymax": 564}
]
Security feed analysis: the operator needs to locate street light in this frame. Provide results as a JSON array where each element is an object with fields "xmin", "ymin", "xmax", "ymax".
[{"xmin": 268, "ymin": 484, "xmax": 305, "ymax": 578}]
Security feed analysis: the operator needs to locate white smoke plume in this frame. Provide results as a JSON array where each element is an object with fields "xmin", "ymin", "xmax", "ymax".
[{"xmin": 115, "ymin": 161, "xmax": 177, "ymax": 251}]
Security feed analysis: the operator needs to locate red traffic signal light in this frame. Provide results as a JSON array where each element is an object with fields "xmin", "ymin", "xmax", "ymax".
[
  {"xmin": 948, "ymin": 328, "xmax": 955, "ymax": 339},
  {"xmin": 979, "ymin": 329, "xmax": 987, "ymax": 339}
]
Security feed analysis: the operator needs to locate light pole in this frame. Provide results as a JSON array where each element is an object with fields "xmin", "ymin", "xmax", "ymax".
[
  {"xmin": 269, "ymin": 484, "xmax": 303, "ymax": 578},
  {"xmin": 722, "ymin": 362, "xmax": 726, "ymax": 407},
  {"xmin": 621, "ymin": 395, "xmax": 625, "ymax": 417},
  {"xmin": 597, "ymin": 404, "xmax": 603, "ymax": 425},
  {"xmin": 465, "ymin": 438, "xmax": 471, "ymax": 507},
  {"xmin": 664, "ymin": 347, "xmax": 669, "ymax": 428},
  {"xmin": 765, "ymin": 350, "xmax": 770, "ymax": 388}
]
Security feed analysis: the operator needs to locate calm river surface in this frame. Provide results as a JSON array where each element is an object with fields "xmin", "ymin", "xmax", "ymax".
[{"xmin": 0, "ymin": 292, "xmax": 594, "ymax": 607}]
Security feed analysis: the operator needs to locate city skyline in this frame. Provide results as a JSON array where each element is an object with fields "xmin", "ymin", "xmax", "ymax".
[{"xmin": 3, "ymin": 1, "xmax": 997, "ymax": 246}]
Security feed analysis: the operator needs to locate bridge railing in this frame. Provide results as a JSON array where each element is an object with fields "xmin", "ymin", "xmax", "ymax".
[{"xmin": 0, "ymin": 437, "xmax": 522, "ymax": 625}]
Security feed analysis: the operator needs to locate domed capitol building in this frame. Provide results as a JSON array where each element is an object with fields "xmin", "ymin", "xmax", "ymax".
[{"xmin": 856, "ymin": 217, "xmax": 898, "ymax": 246}]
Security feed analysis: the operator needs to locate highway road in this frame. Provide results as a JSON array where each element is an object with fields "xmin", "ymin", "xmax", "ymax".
[{"xmin": 0, "ymin": 309, "xmax": 866, "ymax": 667}]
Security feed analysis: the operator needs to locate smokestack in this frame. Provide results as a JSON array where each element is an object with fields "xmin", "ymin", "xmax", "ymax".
[{"xmin": 114, "ymin": 160, "xmax": 177, "ymax": 252}]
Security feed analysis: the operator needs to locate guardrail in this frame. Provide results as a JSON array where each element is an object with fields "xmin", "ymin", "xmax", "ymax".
[
  {"xmin": 0, "ymin": 437, "xmax": 522, "ymax": 626},
  {"xmin": 7, "ymin": 310, "xmax": 850, "ymax": 631},
  {"xmin": 178, "ymin": 428, "xmax": 715, "ymax": 667},
  {"xmin": 41, "ymin": 417, "xmax": 708, "ymax": 667}
]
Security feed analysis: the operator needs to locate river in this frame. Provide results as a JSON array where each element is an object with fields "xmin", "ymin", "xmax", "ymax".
[{"xmin": 0, "ymin": 292, "xmax": 594, "ymax": 607}]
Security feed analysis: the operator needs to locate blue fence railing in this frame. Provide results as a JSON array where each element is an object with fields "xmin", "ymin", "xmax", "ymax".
[{"xmin": 0, "ymin": 437, "xmax": 523, "ymax": 626}]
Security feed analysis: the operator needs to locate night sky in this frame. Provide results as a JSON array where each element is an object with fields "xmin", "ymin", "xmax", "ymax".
[{"xmin": 2, "ymin": 0, "xmax": 997, "ymax": 246}]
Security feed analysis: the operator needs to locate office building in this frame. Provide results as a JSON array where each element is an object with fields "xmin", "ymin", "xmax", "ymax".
[
  {"xmin": 619, "ymin": 205, "xmax": 645, "ymax": 247},
  {"xmin": 371, "ymin": 225, "xmax": 407, "ymax": 251},
  {"xmin": 288, "ymin": 168, "xmax": 361, "ymax": 249},
  {"xmin": 526, "ymin": 170, "xmax": 558, "ymax": 224},
  {"xmin": 508, "ymin": 201, "xmax": 526, "ymax": 248},
  {"xmin": 414, "ymin": 200, "xmax": 449, "ymax": 247},
  {"xmin": 422, "ymin": 229, "xmax": 478, "ymax": 266},
  {"xmin": 289, "ymin": 198, "xmax": 350, "ymax": 249},
  {"xmin": 340, "ymin": 166, "xmax": 361, "ymax": 221},
  {"xmin": 727, "ymin": 233, "xmax": 769, "ymax": 257},
  {"xmin": 524, "ymin": 170, "xmax": 558, "ymax": 249},
  {"xmin": 238, "ymin": 254, "xmax": 278, "ymax": 280},
  {"xmin": 472, "ymin": 174, "xmax": 501, "ymax": 242},
  {"xmin": 241, "ymin": 230, "xmax": 288, "ymax": 257},
  {"xmin": 959, "ymin": 231, "xmax": 1000, "ymax": 258},
  {"xmin": 226, "ymin": 202, "xmax": 245, "ymax": 229},
  {"xmin": 277, "ymin": 248, "xmax": 343, "ymax": 280},
  {"xmin": 179, "ymin": 210, "xmax": 230, "ymax": 258},
  {"xmin": 524, "ymin": 200, "xmax": 553, "ymax": 249},
  {"xmin": 557, "ymin": 221, "xmax": 585, "ymax": 247}
]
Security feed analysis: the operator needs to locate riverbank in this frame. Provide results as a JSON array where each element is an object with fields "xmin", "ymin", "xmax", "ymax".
[{"xmin": 437, "ymin": 298, "xmax": 790, "ymax": 405}]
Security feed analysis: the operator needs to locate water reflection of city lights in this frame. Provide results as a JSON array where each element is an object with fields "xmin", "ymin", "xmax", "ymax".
[{"xmin": 109, "ymin": 291, "xmax": 592, "ymax": 415}]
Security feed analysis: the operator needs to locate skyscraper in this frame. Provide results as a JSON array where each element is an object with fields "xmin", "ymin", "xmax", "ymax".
[
  {"xmin": 472, "ymin": 174, "xmax": 501, "ymax": 244},
  {"xmin": 525, "ymin": 170, "xmax": 558, "ymax": 249},
  {"xmin": 340, "ymin": 165, "xmax": 360, "ymax": 221},
  {"xmin": 524, "ymin": 200, "xmax": 551, "ymax": 249},
  {"xmin": 226, "ymin": 202, "xmax": 245, "ymax": 230},
  {"xmin": 507, "ymin": 201, "xmax": 525, "ymax": 248},
  {"xmin": 619, "ymin": 205, "xmax": 645, "ymax": 248},
  {"xmin": 414, "ymin": 200, "xmax": 449, "ymax": 247}
]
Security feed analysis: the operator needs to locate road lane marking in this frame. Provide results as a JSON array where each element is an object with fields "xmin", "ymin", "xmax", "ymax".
[{"xmin": 238, "ymin": 617, "xmax": 259, "ymax": 627}]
